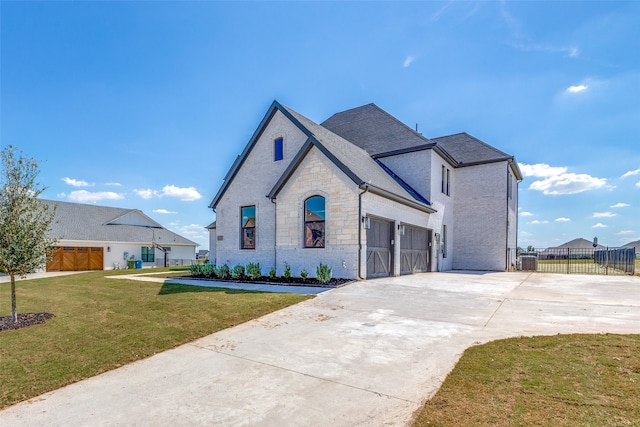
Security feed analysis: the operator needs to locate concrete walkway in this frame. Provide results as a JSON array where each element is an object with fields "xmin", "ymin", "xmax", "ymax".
[{"xmin": 1, "ymin": 271, "xmax": 639, "ymax": 426}]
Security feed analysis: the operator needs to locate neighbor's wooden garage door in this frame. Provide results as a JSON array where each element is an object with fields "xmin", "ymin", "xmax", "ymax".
[
  {"xmin": 400, "ymin": 226, "xmax": 432, "ymax": 274},
  {"xmin": 47, "ymin": 246, "xmax": 104, "ymax": 271}
]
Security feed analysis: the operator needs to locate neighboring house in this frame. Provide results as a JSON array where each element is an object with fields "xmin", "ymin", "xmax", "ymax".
[
  {"xmin": 209, "ymin": 101, "xmax": 522, "ymax": 280},
  {"xmin": 42, "ymin": 200, "xmax": 198, "ymax": 271},
  {"xmin": 622, "ymin": 240, "xmax": 640, "ymax": 256},
  {"xmin": 536, "ymin": 237, "xmax": 604, "ymax": 260}
]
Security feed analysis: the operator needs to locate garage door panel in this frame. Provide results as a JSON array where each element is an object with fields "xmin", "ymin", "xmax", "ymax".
[
  {"xmin": 90, "ymin": 248, "xmax": 103, "ymax": 270},
  {"xmin": 366, "ymin": 218, "xmax": 392, "ymax": 278},
  {"xmin": 400, "ymin": 226, "xmax": 431, "ymax": 274}
]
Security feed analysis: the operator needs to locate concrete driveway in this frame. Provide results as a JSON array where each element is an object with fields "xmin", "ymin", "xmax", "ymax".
[{"xmin": 1, "ymin": 271, "xmax": 639, "ymax": 426}]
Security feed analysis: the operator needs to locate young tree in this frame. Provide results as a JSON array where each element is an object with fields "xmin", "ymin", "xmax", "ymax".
[{"xmin": 0, "ymin": 145, "xmax": 57, "ymax": 323}]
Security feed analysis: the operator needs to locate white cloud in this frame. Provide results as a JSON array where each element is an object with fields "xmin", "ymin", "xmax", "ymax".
[
  {"xmin": 403, "ymin": 56, "xmax": 415, "ymax": 68},
  {"xmin": 66, "ymin": 190, "xmax": 124, "ymax": 203},
  {"xmin": 519, "ymin": 211, "xmax": 534, "ymax": 217},
  {"xmin": 153, "ymin": 209, "xmax": 177, "ymax": 214},
  {"xmin": 529, "ymin": 173, "xmax": 607, "ymax": 195},
  {"xmin": 518, "ymin": 163, "xmax": 567, "ymax": 177},
  {"xmin": 593, "ymin": 212, "xmax": 616, "ymax": 218},
  {"xmin": 161, "ymin": 185, "xmax": 202, "ymax": 201},
  {"xmin": 105, "ymin": 182, "xmax": 122, "ymax": 187},
  {"xmin": 622, "ymin": 169, "xmax": 640, "ymax": 178},
  {"xmin": 170, "ymin": 223, "xmax": 207, "ymax": 242},
  {"xmin": 567, "ymin": 84, "xmax": 587, "ymax": 93},
  {"xmin": 617, "ymin": 230, "xmax": 635, "ymax": 235},
  {"xmin": 610, "ymin": 202, "xmax": 630, "ymax": 208},
  {"xmin": 555, "ymin": 217, "xmax": 571, "ymax": 222},
  {"xmin": 530, "ymin": 220, "xmax": 549, "ymax": 224},
  {"xmin": 63, "ymin": 177, "xmax": 92, "ymax": 187},
  {"xmin": 134, "ymin": 189, "xmax": 158, "ymax": 200},
  {"xmin": 134, "ymin": 185, "xmax": 202, "ymax": 201},
  {"xmin": 592, "ymin": 223, "xmax": 607, "ymax": 228},
  {"xmin": 636, "ymin": 181, "xmax": 640, "ymax": 188}
]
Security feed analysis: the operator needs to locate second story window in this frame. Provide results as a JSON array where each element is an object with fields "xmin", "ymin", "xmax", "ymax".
[
  {"xmin": 274, "ymin": 137, "xmax": 284, "ymax": 161},
  {"xmin": 441, "ymin": 165, "xmax": 450, "ymax": 196},
  {"xmin": 304, "ymin": 196, "xmax": 325, "ymax": 248},
  {"xmin": 241, "ymin": 205, "xmax": 256, "ymax": 249}
]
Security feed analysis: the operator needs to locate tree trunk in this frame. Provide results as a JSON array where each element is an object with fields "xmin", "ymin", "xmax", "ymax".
[{"xmin": 11, "ymin": 274, "xmax": 17, "ymax": 323}]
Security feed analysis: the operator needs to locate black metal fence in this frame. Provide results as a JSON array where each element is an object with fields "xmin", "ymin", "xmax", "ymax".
[{"xmin": 518, "ymin": 247, "xmax": 636, "ymax": 275}]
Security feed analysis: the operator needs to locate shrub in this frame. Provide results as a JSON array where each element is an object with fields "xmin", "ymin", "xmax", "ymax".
[
  {"xmin": 300, "ymin": 269, "xmax": 308, "ymax": 280},
  {"xmin": 316, "ymin": 263, "xmax": 332, "ymax": 283},
  {"xmin": 283, "ymin": 262, "xmax": 291, "ymax": 279},
  {"xmin": 231, "ymin": 264, "xmax": 245, "ymax": 279},
  {"xmin": 189, "ymin": 264, "xmax": 203, "ymax": 277},
  {"xmin": 206, "ymin": 264, "xmax": 218, "ymax": 278},
  {"xmin": 269, "ymin": 266, "xmax": 277, "ymax": 279},
  {"xmin": 218, "ymin": 264, "xmax": 231, "ymax": 280},
  {"xmin": 246, "ymin": 262, "xmax": 261, "ymax": 280}
]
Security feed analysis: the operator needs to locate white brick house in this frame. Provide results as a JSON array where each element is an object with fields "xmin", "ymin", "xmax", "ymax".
[{"xmin": 209, "ymin": 101, "xmax": 522, "ymax": 279}]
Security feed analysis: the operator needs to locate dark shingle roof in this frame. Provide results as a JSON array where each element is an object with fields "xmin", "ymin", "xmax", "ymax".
[
  {"xmin": 321, "ymin": 103, "xmax": 431, "ymax": 156},
  {"xmin": 322, "ymin": 104, "xmax": 516, "ymax": 169},
  {"xmin": 42, "ymin": 200, "xmax": 198, "ymax": 246},
  {"xmin": 430, "ymin": 133, "xmax": 512, "ymax": 165}
]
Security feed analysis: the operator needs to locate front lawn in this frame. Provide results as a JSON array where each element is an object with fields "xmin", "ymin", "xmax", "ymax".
[
  {"xmin": 413, "ymin": 334, "xmax": 640, "ymax": 426},
  {"xmin": 0, "ymin": 269, "xmax": 311, "ymax": 409}
]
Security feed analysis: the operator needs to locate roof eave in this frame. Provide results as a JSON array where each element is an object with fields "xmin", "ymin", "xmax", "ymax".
[
  {"xmin": 209, "ymin": 100, "xmax": 312, "ymax": 209},
  {"xmin": 361, "ymin": 183, "xmax": 436, "ymax": 214}
]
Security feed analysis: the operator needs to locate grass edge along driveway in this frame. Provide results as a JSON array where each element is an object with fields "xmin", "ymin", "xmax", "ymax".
[
  {"xmin": 413, "ymin": 333, "xmax": 640, "ymax": 426},
  {"xmin": 0, "ymin": 269, "xmax": 311, "ymax": 409}
]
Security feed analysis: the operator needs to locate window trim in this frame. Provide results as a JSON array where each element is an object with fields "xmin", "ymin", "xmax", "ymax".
[
  {"xmin": 240, "ymin": 205, "xmax": 256, "ymax": 250},
  {"xmin": 304, "ymin": 195, "xmax": 326, "ymax": 248}
]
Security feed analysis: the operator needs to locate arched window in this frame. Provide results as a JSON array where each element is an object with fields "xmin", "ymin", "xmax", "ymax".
[{"xmin": 304, "ymin": 196, "xmax": 325, "ymax": 248}]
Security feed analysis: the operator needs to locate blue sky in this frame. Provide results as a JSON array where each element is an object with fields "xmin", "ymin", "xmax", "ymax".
[{"xmin": 2, "ymin": 1, "xmax": 639, "ymax": 250}]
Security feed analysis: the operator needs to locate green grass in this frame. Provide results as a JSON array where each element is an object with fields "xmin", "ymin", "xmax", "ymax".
[
  {"xmin": 413, "ymin": 334, "xmax": 640, "ymax": 426},
  {"xmin": 0, "ymin": 269, "xmax": 311, "ymax": 408}
]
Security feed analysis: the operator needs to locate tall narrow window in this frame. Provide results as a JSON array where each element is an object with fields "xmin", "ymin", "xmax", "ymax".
[
  {"xmin": 442, "ymin": 224, "xmax": 448, "ymax": 258},
  {"xmin": 441, "ymin": 165, "xmax": 450, "ymax": 196},
  {"xmin": 274, "ymin": 137, "xmax": 284, "ymax": 161},
  {"xmin": 142, "ymin": 246, "xmax": 155, "ymax": 262},
  {"xmin": 304, "ymin": 196, "xmax": 325, "ymax": 248},
  {"xmin": 241, "ymin": 205, "xmax": 256, "ymax": 249}
]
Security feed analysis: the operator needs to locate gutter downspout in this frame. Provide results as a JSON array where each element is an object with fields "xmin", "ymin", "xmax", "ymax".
[
  {"xmin": 269, "ymin": 196, "xmax": 277, "ymax": 272},
  {"xmin": 358, "ymin": 184, "xmax": 369, "ymax": 279}
]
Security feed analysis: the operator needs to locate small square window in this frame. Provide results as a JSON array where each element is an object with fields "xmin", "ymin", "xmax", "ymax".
[{"xmin": 274, "ymin": 137, "xmax": 284, "ymax": 161}]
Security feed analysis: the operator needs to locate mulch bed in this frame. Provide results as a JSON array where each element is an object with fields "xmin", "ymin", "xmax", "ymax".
[
  {"xmin": 175, "ymin": 276, "xmax": 353, "ymax": 288},
  {"xmin": 0, "ymin": 312, "xmax": 55, "ymax": 332}
]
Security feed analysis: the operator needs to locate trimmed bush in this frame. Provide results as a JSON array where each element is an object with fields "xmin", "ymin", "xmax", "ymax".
[
  {"xmin": 218, "ymin": 264, "xmax": 231, "ymax": 280},
  {"xmin": 316, "ymin": 263, "xmax": 332, "ymax": 284},
  {"xmin": 300, "ymin": 269, "xmax": 308, "ymax": 280},
  {"xmin": 231, "ymin": 264, "xmax": 245, "ymax": 279},
  {"xmin": 269, "ymin": 266, "xmax": 277, "ymax": 279},
  {"xmin": 283, "ymin": 262, "xmax": 291, "ymax": 279},
  {"xmin": 246, "ymin": 262, "xmax": 261, "ymax": 280}
]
